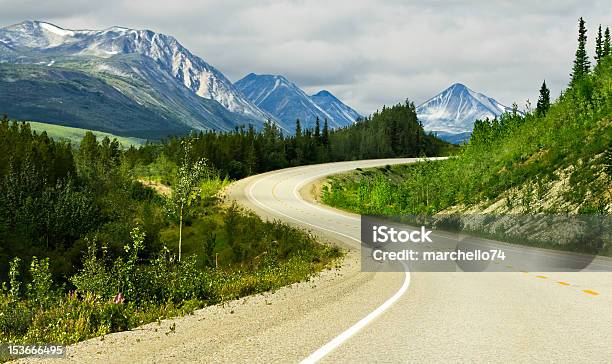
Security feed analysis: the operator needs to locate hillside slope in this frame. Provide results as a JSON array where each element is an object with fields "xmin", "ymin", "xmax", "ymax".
[
  {"xmin": 0, "ymin": 64, "xmax": 190, "ymax": 138},
  {"xmin": 323, "ymin": 57, "xmax": 612, "ymax": 253},
  {"xmin": 28, "ymin": 121, "xmax": 145, "ymax": 147}
]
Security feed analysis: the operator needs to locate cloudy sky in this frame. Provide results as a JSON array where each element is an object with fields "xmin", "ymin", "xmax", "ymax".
[{"xmin": 1, "ymin": 0, "xmax": 610, "ymax": 114}]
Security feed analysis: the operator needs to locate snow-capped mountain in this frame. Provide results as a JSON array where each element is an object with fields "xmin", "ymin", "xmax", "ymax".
[
  {"xmin": 234, "ymin": 73, "xmax": 361, "ymax": 131},
  {"xmin": 310, "ymin": 90, "xmax": 362, "ymax": 127},
  {"xmin": 417, "ymin": 83, "xmax": 513, "ymax": 135},
  {"xmin": 0, "ymin": 21, "xmax": 277, "ymax": 137}
]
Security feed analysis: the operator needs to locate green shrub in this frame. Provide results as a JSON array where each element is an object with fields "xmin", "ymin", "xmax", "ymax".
[
  {"xmin": 27, "ymin": 257, "xmax": 54, "ymax": 309},
  {"xmin": 8, "ymin": 257, "xmax": 21, "ymax": 301}
]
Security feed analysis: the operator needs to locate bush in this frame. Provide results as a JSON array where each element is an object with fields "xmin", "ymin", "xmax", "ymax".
[{"xmin": 27, "ymin": 257, "xmax": 54, "ymax": 309}]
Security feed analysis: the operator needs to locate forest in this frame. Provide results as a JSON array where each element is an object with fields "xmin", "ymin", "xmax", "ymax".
[{"xmin": 0, "ymin": 118, "xmax": 346, "ymax": 346}]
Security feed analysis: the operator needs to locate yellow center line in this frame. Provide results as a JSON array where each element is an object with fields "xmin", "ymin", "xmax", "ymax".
[
  {"xmin": 556, "ymin": 281, "xmax": 570, "ymax": 286},
  {"xmin": 271, "ymin": 174, "xmax": 352, "ymax": 231},
  {"xmin": 535, "ymin": 275, "xmax": 547, "ymax": 279},
  {"xmin": 582, "ymin": 289, "xmax": 599, "ymax": 296}
]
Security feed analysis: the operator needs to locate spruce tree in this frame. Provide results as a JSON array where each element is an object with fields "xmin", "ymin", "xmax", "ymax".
[
  {"xmin": 79, "ymin": 131, "xmax": 98, "ymax": 153},
  {"xmin": 314, "ymin": 117, "xmax": 320, "ymax": 141},
  {"xmin": 295, "ymin": 119, "xmax": 302, "ymax": 138},
  {"xmin": 571, "ymin": 17, "xmax": 590, "ymax": 84},
  {"xmin": 294, "ymin": 119, "xmax": 303, "ymax": 164},
  {"xmin": 245, "ymin": 125, "xmax": 257, "ymax": 175},
  {"xmin": 595, "ymin": 25, "xmax": 603, "ymax": 64},
  {"xmin": 536, "ymin": 80, "xmax": 551, "ymax": 117},
  {"xmin": 322, "ymin": 118, "xmax": 329, "ymax": 146},
  {"xmin": 604, "ymin": 27, "xmax": 611, "ymax": 57}
]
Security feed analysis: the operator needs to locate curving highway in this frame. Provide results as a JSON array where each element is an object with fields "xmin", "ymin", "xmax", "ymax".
[{"xmin": 229, "ymin": 159, "xmax": 612, "ymax": 363}]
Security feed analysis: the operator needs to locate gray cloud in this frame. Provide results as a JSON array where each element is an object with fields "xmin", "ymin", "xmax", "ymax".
[{"xmin": 0, "ymin": 0, "xmax": 610, "ymax": 114}]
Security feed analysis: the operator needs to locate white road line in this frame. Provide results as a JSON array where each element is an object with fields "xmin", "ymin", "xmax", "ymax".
[
  {"xmin": 300, "ymin": 266, "xmax": 410, "ymax": 364},
  {"xmin": 247, "ymin": 174, "xmax": 359, "ymax": 243},
  {"xmin": 291, "ymin": 169, "xmax": 360, "ymax": 222},
  {"xmin": 245, "ymin": 168, "xmax": 411, "ymax": 363}
]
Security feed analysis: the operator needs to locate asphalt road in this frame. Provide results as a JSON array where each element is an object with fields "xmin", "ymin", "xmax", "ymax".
[{"xmin": 230, "ymin": 158, "xmax": 612, "ymax": 363}]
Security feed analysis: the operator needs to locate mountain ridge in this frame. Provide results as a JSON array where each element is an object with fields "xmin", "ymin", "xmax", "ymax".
[
  {"xmin": 0, "ymin": 20, "xmax": 261, "ymax": 116},
  {"xmin": 234, "ymin": 73, "xmax": 361, "ymax": 131},
  {"xmin": 0, "ymin": 20, "xmax": 283, "ymax": 137}
]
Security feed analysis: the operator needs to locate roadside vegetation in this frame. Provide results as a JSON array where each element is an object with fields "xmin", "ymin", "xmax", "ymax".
[
  {"xmin": 323, "ymin": 19, "xmax": 611, "ymax": 254},
  {"xmin": 0, "ymin": 123, "xmax": 340, "ymax": 348}
]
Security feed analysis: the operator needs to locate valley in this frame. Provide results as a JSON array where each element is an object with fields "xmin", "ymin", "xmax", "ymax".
[{"xmin": 28, "ymin": 121, "xmax": 145, "ymax": 147}]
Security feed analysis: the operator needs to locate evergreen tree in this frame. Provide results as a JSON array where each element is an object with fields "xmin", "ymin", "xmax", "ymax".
[
  {"xmin": 604, "ymin": 27, "xmax": 611, "ymax": 57},
  {"xmin": 77, "ymin": 131, "xmax": 100, "ymax": 180},
  {"xmin": 536, "ymin": 80, "xmax": 551, "ymax": 117},
  {"xmin": 595, "ymin": 25, "xmax": 603, "ymax": 64},
  {"xmin": 79, "ymin": 132, "xmax": 99, "ymax": 162},
  {"xmin": 571, "ymin": 17, "xmax": 590, "ymax": 84},
  {"xmin": 294, "ymin": 119, "xmax": 303, "ymax": 164},
  {"xmin": 295, "ymin": 119, "xmax": 302, "ymax": 138},
  {"xmin": 245, "ymin": 126, "xmax": 257, "ymax": 175},
  {"xmin": 314, "ymin": 117, "xmax": 321, "ymax": 141},
  {"xmin": 322, "ymin": 119, "xmax": 329, "ymax": 146}
]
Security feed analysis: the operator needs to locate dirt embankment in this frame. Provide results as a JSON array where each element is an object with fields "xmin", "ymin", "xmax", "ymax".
[{"xmin": 138, "ymin": 178, "xmax": 172, "ymax": 197}]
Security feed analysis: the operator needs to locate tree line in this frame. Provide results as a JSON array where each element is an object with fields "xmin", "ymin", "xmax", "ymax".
[
  {"xmin": 126, "ymin": 101, "xmax": 452, "ymax": 179},
  {"xmin": 476, "ymin": 18, "xmax": 611, "ymax": 145},
  {"xmin": 533, "ymin": 18, "xmax": 610, "ymax": 119}
]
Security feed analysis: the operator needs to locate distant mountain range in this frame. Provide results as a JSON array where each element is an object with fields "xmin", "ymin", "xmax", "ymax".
[
  {"xmin": 416, "ymin": 83, "xmax": 514, "ymax": 143},
  {"xmin": 0, "ymin": 21, "xmax": 361, "ymax": 138},
  {"xmin": 0, "ymin": 21, "xmax": 511, "ymax": 142},
  {"xmin": 234, "ymin": 73, "xmax": 361, "ymax": 131}
]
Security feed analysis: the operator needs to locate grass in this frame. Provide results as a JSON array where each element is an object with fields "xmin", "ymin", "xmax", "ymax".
[{"xmin": 28, "ymin": 121, "xmax": 146, "ymax": 148}]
